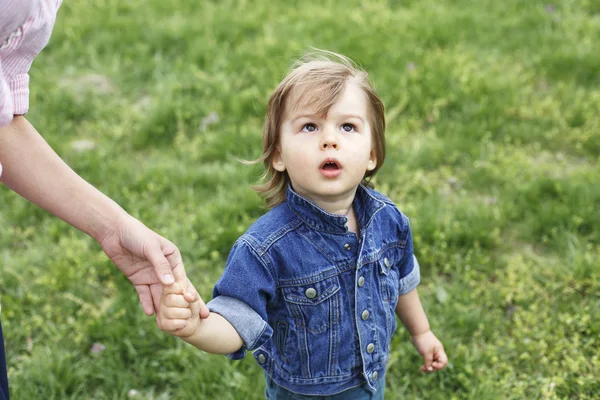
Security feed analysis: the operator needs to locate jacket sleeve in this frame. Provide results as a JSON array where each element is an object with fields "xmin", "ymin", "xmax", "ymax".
[
  {"xmin": 397, "ymin": 215, "xmax": 420, "ymax": 295},
  {"xmin": 207, "ymin": 238, "xmax": 276, "ymax": 359}
]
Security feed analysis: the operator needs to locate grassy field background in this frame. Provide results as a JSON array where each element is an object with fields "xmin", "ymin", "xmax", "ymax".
[{"xmin": 1, "ymin": 0, "xmax": 599, "ymax": 398}]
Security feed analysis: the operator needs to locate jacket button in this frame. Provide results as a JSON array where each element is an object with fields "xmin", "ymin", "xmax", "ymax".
[
  {"xmin": 305, "ymin": 288, "xmax": 317, "ymax": 299},
  {"xmin": 258, "ymin": 354, "xmax": 266, "ymax": 364},
  {"xmin": 344, "ymin": 243, "xmax": 351, "ymax": 251},
  {"xmin": 384, "ymin": 257, "xmax": 390, "ymax": 267},
  {"xmin": 357, "ymin": 276, "xmax": 365, "ymax": 287},
  {"xmin": 372, "ymin": 371, "xmax": 379, "ymax": 380},
  {"xmin": 361, "ymin": 310, "xmax": 370, "ymax": 320},
  {"xmin": 366, "ymin": 343, "xmax": 375, "ymax": 353}
]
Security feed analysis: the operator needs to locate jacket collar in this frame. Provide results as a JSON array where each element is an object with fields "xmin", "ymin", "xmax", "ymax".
[{"xmin": 285, "ymin": 184, "xmax": 385, "ymax": 235}]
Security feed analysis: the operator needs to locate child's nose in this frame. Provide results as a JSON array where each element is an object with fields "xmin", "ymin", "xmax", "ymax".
[{"xmin": 320, "ymin": 128, "xmax": 339, "ymax": 150}]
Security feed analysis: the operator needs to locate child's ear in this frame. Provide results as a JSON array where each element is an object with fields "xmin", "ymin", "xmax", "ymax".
[
  {"xmin": 272, "ymin": 148, "xmax": 286, "ymax": 172},
  {"xmin": 366, "ymin": 149, "xmax": 377, "ymax": 171}
]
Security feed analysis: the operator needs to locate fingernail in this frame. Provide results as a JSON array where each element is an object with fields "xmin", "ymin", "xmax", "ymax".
[
  {"xmin": 428, "ymin": 366, "xmax": 433, "ymax": 371},
  {"xmin": 163, "ymin": 274, "xmax": 174, "ymax": 284}
]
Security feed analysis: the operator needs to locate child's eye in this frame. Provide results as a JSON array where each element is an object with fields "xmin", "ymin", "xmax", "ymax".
[
  {"xmin": 341, "ymin": 123, "xmax": 356, "ymax": 132},
  {"xmin": 301, "ymin": 123, "xmax": 318, "ymax": 133}
]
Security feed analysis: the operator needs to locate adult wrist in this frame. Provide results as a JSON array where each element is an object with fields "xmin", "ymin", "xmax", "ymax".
[{"xmin": 88, "ymin": 200, "xmax": 130, "ymax": 243}]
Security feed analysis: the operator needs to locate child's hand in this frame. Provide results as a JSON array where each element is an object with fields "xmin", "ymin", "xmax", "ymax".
[
  {"xmin": 157, "ymin": 280, "xmax": 202, "ymax": 338},
  {"xmin": 411, "ymin": 330, "xmax": 448, "ymax": 373}
]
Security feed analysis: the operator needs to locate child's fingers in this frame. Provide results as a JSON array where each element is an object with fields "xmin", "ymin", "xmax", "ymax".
[
  {"xmin": 420, "ymin": 345, "xmax": 448, "ymax": 372},
  {"xmin": 420, "ymin": 364, "xmax": 437, "ymax": 372},
  {"xmin": 189, "ymin": 294, "xmax": 210, "ymax": 320},
  {"xmin": 162, "ymin": 293, "xmax": 191, "ymax": 308},
  {"xmin": 421, "ymin": 350, "xmax": 434, "ymax": 372},
  {"xmin": 431, "ymin": 361, "xmax": 446, "ymax": 370},
  {"xmin": 162, "ymin": 306, "xmax": 192, "ymax": 320},
  {"xmin": 420, "ymin": 364, "xmax": 434, "ymax": 373},
  {"xmin": 163, "ymin": 281, "xmax": 185, "ymax": 296},
  {"xmin": 181, "ymin": 278, "xmax": 210, "ymax": 319},
  {"xmin": 182, "ymin": 278, "xmax": 199, "ymax": 303},
  {"xmin": 159, "ymin": 318, "xmax": 187, "ymax": 332},
  {"xmin": 197, "ymin": 296, "xmax": 210, "ymax": 319},
  {"xmin": 432, "ymin": 348, "xmax": 449, "ymax": 370}
]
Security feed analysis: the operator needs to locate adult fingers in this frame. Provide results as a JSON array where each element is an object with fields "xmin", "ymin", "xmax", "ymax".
[
  {"xmin": 162, "ymin": 238, "xmax": 187, "ymax": 283},
  {"xmin": 150, "ymin": 283, "xmax": 163, "ymax": 315},
  {"xmin": 134, "ymin": 285, "xmax": 155, "ymax": 316},
  {"xmin": 144, "ymin": 238, "xmax": 176, "ymax": 285}
]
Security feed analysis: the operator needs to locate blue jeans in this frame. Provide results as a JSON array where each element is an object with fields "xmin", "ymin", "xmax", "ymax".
[
  {"xmin": 265, "ymin": 375, "xmax": 385, "ymax": 399},
  {"xmin": 0, "ymin": 321, "xmax": 8, "ymax": 400}
]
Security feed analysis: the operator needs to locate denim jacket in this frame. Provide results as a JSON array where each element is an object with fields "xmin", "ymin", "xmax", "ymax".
[{"xmin": 207, "ymin": 185, "xmax": 420, "ymax": 396}]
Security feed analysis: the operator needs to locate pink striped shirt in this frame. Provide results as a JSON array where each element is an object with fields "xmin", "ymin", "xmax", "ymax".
[
  {"xmin": 0, "ymin": 0, "xmax": 62, "ymax": 127},
  {"xmin": 0, "ymin": 0, "xmax": 62, "ymax": 177}
]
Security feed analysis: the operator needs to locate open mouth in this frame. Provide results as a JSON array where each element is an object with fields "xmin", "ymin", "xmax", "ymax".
[{"xmin": 320, "ymin": 159, "xmax": 341, "ymax": 171}]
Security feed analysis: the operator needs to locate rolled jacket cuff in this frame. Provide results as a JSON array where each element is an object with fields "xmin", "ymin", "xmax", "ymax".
[
  {"xmin": 398, "ymin": 255, "xmax": 421, "ymax": 295},
  {"xmin": 207, "ymin": 295, "xmax": 273, "ymax": 360}
]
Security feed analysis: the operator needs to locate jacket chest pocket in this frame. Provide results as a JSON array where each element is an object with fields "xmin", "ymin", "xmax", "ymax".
[
  {"xmin": 378, "ymin": 248, "xmax": 403, "ymax": 302},
  {"xmin": 281, "ymin": 275, "xmax": 342, "ymax": 334}
]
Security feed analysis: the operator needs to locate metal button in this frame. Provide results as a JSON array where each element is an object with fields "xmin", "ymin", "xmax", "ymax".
[
  {"xmin": 372, "ymin": 371, "xmax": 379, "ymax": 380},
  {"xmin": 384, "ymin": 257, "xmax": 390, "ymax": 267},
  {"xmin": 305, "ymin": 288, "xmax": 317, "ymax": 299},
  {"xmin": 258, "ymin": 354, "xmax": 266, "ymax": 364},
  {"xmin": 366, "ymin": 343, "xmax": 375, "ymax": 353},
  {"xmin": 344, "ymin": 243, "xmax": 351, "ymax": 251},
  {"xmin": 358, "ymin": 276, "xmax": 365, "ymax": 287},
  {"xmin": 361, "ymin": 310, "xmax": 370, "ymax": 321}
]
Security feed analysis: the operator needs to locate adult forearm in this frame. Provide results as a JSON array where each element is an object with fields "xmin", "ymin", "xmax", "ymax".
[
  {"xmin": 0, "ymin": 116, "xmax": 126, "ymax": 241},
  {"xmin": 182, "ymin": 312, "xmax": 244, "ymax": 354},
  {"xmin": 395, "ymin": 289, "xmax": 431, "ymax": 336}
]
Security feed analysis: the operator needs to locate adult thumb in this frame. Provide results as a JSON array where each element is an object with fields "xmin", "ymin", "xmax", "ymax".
[{"xmin": 145, "ymin": 241, "xmax": 175, "ymax": 285}]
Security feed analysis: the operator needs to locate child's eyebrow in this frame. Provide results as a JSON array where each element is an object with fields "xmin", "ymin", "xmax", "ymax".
[
  {"xmin": 290, "ymin": 113, "xmax": 319, "ymax": 123},
  {"xmin": 291, "ymin": 113, "xmax": 365, "ymax": 123},
  {"xmin": 332, "ymin": 113, "xmax": 365, "ymax": 123}
]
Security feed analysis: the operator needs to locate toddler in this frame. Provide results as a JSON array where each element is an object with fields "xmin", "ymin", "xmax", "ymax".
[{"xmin": 159, "ymin": 50, "xmax": 447, "ymax": 399}]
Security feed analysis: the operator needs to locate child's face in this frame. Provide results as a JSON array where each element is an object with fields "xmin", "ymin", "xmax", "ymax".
[{"xmin": 272, "ymin": 82, "xmax": 377, "ymax": 204}]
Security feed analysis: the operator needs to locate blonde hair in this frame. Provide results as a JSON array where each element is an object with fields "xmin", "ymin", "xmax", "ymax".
[{"xmin": 253, "ymin": 50, "xmax": 386, "ymax": 208}]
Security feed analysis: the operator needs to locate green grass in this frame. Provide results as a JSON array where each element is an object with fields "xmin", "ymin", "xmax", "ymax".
[{"xmin": 1, "ymin": 0, "xmax": 599, "ymax": 398}]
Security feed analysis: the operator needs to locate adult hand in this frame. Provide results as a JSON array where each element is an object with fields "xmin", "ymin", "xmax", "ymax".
[
  {"xmin": 99, "ymin": 214, "xmax": 210, "ymax": 318},
  {"xmin": 0, "ymin": 117, "xmax": 210, "ymax": 318}
]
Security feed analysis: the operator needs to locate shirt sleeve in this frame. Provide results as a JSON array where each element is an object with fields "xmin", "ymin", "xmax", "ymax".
[
  {"xmin": 207, "ymin": 238, "xmax": 276, "ymax": 360},
  {"xmin": 397, "ymin": 215, "xmax": 420, "ymax": 295},
  {"xmin": 0, "ymin": 58, "xmax": 15, "ymax": 128},
  {"xmin": 0, "ymin": 58, "xmax": 10, "ymax": 178},
  {"xmin": 0, "ymin": 0, "xmax": 62, "ymax": 129},
  {"xmin": 0, "ymin": 0, "xmax": 63, "ymax": 177}
]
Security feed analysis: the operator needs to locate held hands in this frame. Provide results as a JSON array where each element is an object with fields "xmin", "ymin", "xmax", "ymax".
[
  {"xmin": 411, "ymin": 330, "xmax": 448, "ymax": 373},
  {"xmin": 98, "ymin": 214, "xmax": 209, "ymax": 318},
  {"xmin": 158, "ymin": 281, "xmax": 203, "ymax": 338}
]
